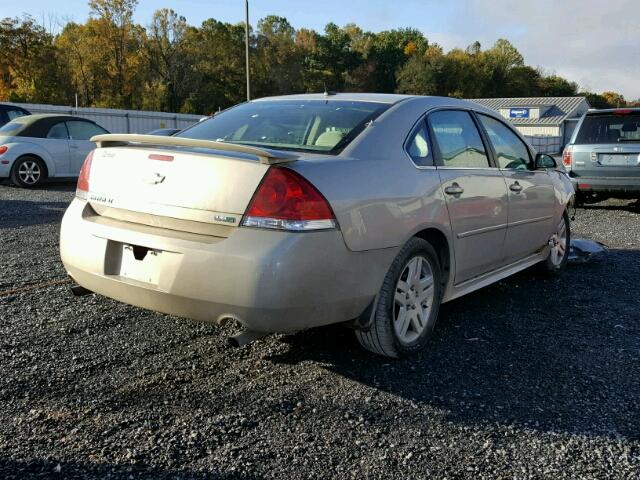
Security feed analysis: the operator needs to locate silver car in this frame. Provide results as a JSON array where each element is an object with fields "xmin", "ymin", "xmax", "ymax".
[
  {"xmin": 563, "ymin": 108, "xmax": 640, "ymax": 204},
  {"xmin": 59, "ymin": 94, "xmax": 573, "ymax": 357},
  {"xmin": 0, "ymin": 114, "xmax": 108, "ymax": 187}
]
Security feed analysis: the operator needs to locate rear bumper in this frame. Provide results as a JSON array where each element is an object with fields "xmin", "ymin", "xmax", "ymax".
[
  {"xmin": 571, "ymin": 176, "xmax": 640, "ymax": 195},
  {"xmin": 60, "ymin": 199, "xmax": 398, "ymax": 332}
]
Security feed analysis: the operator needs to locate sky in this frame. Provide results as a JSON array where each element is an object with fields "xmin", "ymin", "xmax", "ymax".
[{"xmin": 2, "ymin": 0, "xmax": 639, "ymax": 99}]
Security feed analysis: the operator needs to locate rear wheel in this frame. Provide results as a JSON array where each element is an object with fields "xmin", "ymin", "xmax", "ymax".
[
  {"xmin": 11, "ymin": 156, "xmax": 46, "ymax": 188},
  {"xmin": 542, "ymin": 210, "xmax": 570, "ymax": 275},
  {"xmin": 355, "ymin": 237, "xmax": 443, "ymax": 358}
]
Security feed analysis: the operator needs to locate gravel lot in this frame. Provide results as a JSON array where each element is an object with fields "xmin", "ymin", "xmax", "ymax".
[{"xmin": 1, "ymin": 181, "xmax": 639, "ymax": 479}]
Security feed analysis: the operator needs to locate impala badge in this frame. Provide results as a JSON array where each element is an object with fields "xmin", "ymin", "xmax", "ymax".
[
  {"xmin": 214, "ymin": 215, "xmax": 236, "ymax": 224},
  {"xmin": 144, "ymin": 172, "xmax": 166, "ymax": 185}
]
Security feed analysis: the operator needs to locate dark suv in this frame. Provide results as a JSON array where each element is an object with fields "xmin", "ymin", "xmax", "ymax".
[
  {"xmin": 0, "ymin": 104, "xmax": 30, "ymax": 127},
  {"xmin": 563, "ymin": 108, "xmax": 640, "ymax": 204}
]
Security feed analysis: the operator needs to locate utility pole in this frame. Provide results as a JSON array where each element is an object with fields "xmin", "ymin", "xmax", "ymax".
[{"xmin": 245, "ymin": 0, "xmax": 250, "ymax": 101}]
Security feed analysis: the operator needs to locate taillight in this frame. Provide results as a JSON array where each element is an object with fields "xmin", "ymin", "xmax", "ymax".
[
  {"xmin": 76, "ymin": 150, "xmax": 95, "ymax": 198},
  {"xmin": 242, "ymin": 167, "xmax": 337, "ymax": 231},
  {"xmin": 0, "ymin": 145, "xmax": 8, "ymax": 156},
  {"xmin": 562, "ymin": 147, "xmax": 572, "ymax": 169}
]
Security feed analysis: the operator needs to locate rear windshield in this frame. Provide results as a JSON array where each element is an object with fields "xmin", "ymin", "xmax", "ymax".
[
  {"xmin": 0, "ymin": 121, "xmax": 22, "ymax": 135},
  {"xmin": 176, "ymin": 100, "xmax": 389, "ymax": 153},
  {"xmin": 576, "ymin": 112, "xmax": 640, "ymax": 144}
]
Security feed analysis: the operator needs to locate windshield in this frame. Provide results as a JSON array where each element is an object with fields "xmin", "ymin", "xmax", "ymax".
[
  {"xmin": 576, "ymin": 112, "xmax": 640, "ymax": 144},
  {"xmin": 176, "ymin": 100, "xmax": 389, "ymax": 153}
]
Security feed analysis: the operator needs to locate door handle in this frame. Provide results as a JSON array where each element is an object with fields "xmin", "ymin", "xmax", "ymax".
[
  {"xmin": 509, "ymin": 182, "xmax": 523, "ymax": 193},
  {"xmin": 70, "ymin": 144, "xmax": 80, "ymax": 149},
  {"xmin": 444, "ymin": 183, "xmax": 464, "ymax": 195}
]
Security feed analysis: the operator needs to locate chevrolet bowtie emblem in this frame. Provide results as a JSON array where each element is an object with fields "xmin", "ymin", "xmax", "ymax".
[{"xmin": 144, "ymin": 172, "xmax": 166, "ymax": 184}]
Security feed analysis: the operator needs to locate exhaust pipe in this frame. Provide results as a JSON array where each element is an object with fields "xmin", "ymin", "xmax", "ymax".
[
  {"xmin": 227, "ymin": 329, "xmax": 268, "ymax": 348},
  {"xmin": 70, "ymin": 284, "xmax": 93, "ymax": 296}
]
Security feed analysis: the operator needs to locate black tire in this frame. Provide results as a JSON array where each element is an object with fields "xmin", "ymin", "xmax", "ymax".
[
  {"xmin": 10, "ymin": 156, "xmax": 46, "ymax": 188},
  {"xmin": 542, "ymin": 210, "xmax": 570, "ymax": 275},
  {"xmin": 355, "ymin": 237, "xmax": 443, "ymax": 358}
]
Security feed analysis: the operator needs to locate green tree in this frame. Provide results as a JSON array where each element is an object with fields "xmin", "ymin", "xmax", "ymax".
[
  {"xmin": 537, "ymin": 74, "xmax": 578, "ymax": 97},
  {"xmin": 396, "ymin": 44, "xmax": 444, "ymax": 96},
  {"xmin": 481, "ymin": 39, "xmax": 525, "ymax": 97},
  {"xmin": 360, "ymin": 28, "xmax": 427, "ymax": 92},
  {"xmin": 253, "ymin": 16, "xmax": 302, "ymax": 96},
  {"xmin": 181, "ymin": 19, "xmax": 247, "ymax": 113},
  {"xmin": 143, "ymin": 8, "xmax": 190, "ymax": 112}
]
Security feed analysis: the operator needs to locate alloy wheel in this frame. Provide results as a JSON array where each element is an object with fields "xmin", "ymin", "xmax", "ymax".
[
  {"xmin": 18, "ymin": 160, "xmax": 41, "ymax": 185},
  {"xmin": 393, "ymin": 255, "xmax": 435, "ymax": 344},
  {"xmin": 549, "ymin": 217, "xmax": 568, "ymax": 266}
]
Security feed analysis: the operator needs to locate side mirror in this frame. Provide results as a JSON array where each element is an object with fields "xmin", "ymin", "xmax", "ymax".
[{"xmin": 535, "ymin": 153, "xmax": 557, "ymax": 169}]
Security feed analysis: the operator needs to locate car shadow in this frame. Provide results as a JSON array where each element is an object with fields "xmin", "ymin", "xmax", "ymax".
[
  {"xmin": 0, "ymin": 199, "xmax": 71, "ymax": 229},
  {"xmin": 578, "ymin": 200, "xmax": 640, "ymax": 213},
  {"xmin": 0, "ymin": 458, "xmax": 257, "ymax": 480},
  {"xmin": 266, "ymin": 249, "xmax": 640, "ymax": 440},
  {"xmin": 0, "ymin": 178, "xmax": 76, "ymax": 190}
]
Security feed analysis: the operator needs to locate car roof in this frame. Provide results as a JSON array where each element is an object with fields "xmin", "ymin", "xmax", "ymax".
[
  {"xmin": 586, "ymin": 107, "xmax": 640, "ymax": 114},
  {"xmin": 5, "ymin": 114, "xmax": 101, "ymax": 139},
  {"xmin": 0, "ymin": 103, "xmax": 29, "ymax": 111},
  {"xmin": 252, "ymin": 92, "xmax": 415, "ymax": 104},
  {"xmin": 251, "ymin": 93, "xmax": 496, "ymax": 115},
  {"xmin": 10, "ymin": 113, "xmax": 91, "ymax": 125}
]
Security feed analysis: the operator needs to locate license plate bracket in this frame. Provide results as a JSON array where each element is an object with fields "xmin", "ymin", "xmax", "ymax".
[
  {"xmin": 598, "ymin": 153, "xmax": 640, "ymax": 167},
  {"xmin": 119, "ymin": 244, "xmax": 162, "ymax": 285}
]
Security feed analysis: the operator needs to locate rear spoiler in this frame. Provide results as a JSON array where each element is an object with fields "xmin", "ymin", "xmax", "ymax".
[{"xmin": 90, "ymin": 134, "xmax": 298, "ymax": 165}]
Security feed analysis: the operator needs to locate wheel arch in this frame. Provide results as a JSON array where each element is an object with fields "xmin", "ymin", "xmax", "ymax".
[
  {"xmin": 413, "ymin": 227, "xmax": 452, "ymax": 293},
  {"xmin": 14, "ymin": 152, "xmax": 49, "ymax": 178}
]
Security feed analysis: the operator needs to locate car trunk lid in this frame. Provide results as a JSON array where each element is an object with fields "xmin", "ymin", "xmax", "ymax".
[{"xmin": 85, "ymin": 135, "xmax": 298, "ymax": 237}]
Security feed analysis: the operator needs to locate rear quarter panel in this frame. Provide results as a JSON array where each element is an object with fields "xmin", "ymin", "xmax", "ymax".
[
  {"xmin": 292, "ymin": 156, "xmax": 451, "ymax": 253},
  {"xmin": 551, "ymin": 169, "xmax": 574, "ymax": 214}
]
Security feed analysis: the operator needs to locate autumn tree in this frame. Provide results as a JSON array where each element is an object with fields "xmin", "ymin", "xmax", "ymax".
[
  {"xmin": 0, "ymin": 4, "xmax": 623, "ymax": 113},
  {"xmin": 86, "ymin": 0, "xmax": 145, "ymax": 107},
  {"xmin": 601, "ymin": 91, "xmax": 626, "ymax": 108},
  {"xmin": 0, "ymin": 16, "xmax": 71, "ymax": 103}
]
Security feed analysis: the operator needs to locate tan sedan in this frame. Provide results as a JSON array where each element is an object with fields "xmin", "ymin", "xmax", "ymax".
[{"xmin": 60, "ymin": 94, "xmax": 573, "ymax": 357}]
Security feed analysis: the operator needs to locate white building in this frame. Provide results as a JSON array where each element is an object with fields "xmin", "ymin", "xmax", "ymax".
[{"xmin": 470, "ymin": 97, "xmax": 591, "ymax": 153}]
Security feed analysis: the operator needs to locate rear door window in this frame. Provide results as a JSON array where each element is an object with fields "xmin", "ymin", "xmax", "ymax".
[
  {"xmin": 47, "ymin": 122, "xmax": 69, "ymax": 140},
  {"xmin": 66, "ymin": 121, "xmax": 107, "ymax": 140},
  {"xmin": 406, "ymin": 121, "xmax": 432, "ymax": 166},
  {"xmin": 477, "ymin": 114, "xmax": 531, "ymax": 170},
  {"xmin": 428, "ymin": 110, "xmax": 490, "ymax": 168},
  {"xmin": 576, "ymin": 111, "xmax": 640, "ymax": 144},
  {"xmin": 7, "ymin": 108, "xmax": 28, "ymax": 120}
]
